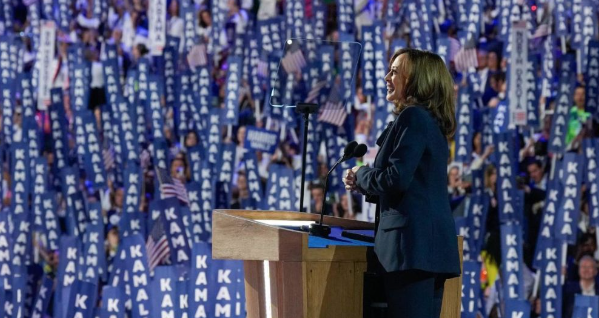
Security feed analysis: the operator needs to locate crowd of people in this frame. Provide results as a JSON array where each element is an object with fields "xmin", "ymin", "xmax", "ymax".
[{"xmin": 2, "ymin": 0, "xmax": 599, "ymax": 317}]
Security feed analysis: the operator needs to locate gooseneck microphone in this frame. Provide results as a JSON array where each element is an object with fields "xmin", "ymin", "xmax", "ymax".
[{"xmin": 309, "ymin": 141, "xmax": 368, "ymax": 237}]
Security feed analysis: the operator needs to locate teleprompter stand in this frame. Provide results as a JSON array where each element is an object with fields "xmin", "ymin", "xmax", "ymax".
[{"xmin": 296, "ymin": 103, "xmax": 319, "ymax": 213}]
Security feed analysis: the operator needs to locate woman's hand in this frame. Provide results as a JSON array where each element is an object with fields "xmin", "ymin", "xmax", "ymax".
[{"xmin": 343, "ymin": 167, "xmax": 362, "ymax": 191}]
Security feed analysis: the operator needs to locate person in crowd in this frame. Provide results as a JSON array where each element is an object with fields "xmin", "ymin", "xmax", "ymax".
[
  {"xmin": 167, "ymin": 0, "xmax": 183, "ymax": 44},
  {"xmin": 487, "ymin": 72, "xmax": 506, "ymax": 108},
  {"xmin": 333, "ymin": 192, "xmax": 359, "ymax": 219},
  {"xmin": 184, "ymin": 130, "xmax": 199, "ymax": 149},
  {"xmin": 563, "ymin": 255, "xmax": 599, "ymax": 318},
  {"xmin": 447, "ymin": 163, "xmax": 467, "ymax": 213},
  {"xmin": 566, "ymin": 86, "xmax": 590, "ymax": 150},
  {"xmin": 170, "ymin": 153, "xmax": 190, "ymax": 183},
  {"xmin": 309, "ymin": 182, "xmax": 329, "ymax": 215},
  {"xmin": 471, "ymin": 131, "xmax": 495, "ymax": 171},
  {"xmin": 565, "ymin": 233, "xmax": 598, "ymax": 284}
]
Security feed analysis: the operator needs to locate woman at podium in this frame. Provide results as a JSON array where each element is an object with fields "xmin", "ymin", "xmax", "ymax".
[{"xmin": 342, "ymin": 48, "xmax": 461, "ymax": 318}]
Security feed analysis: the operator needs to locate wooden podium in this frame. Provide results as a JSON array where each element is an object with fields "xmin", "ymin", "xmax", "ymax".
[{"xmin": 212, "ymin": 210, "xmax": 463, "ymax": 318}]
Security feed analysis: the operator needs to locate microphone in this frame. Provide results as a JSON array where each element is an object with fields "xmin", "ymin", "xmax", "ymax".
[
  {"xmin": 340, "ymin": 141, "xmax": 358, "ymax": 162},
  {"xmin": 308, "ymin": 142, "xmax": 368, "ymax": 237},
  {"xmin": 352, "ymin": 144, "xmax": 368, "ymax": 159}
]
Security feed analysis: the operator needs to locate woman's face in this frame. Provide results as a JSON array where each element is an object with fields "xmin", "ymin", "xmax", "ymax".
[
  {"xmin": 169, "ymin": 0, "xmax": 178, "ymax": 16},
  {"xmin": 170, "ymin": 159, "xmax": 185, "ymax": 179},
  {"xmin": 185, "ymin": 132, "xmax": 198, "ymax": 148},
  {"xmin": 384, "ymin": 55, "xmax": 407, "ymax": 104},
  {"xmin": 201, "ymin": 11, "xmax": 211, "ymax": 26}
]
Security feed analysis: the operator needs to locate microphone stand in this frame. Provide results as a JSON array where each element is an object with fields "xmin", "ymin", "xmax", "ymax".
[
  {"xmin": 310, "ymin": 157, "xmax": 345, "ymax": 237},
  {"xmin": 296, "ymin": 103, "xmax": 319, "ymax": 213}
]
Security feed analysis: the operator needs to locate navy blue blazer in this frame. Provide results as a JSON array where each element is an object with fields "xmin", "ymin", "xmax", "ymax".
[{"xmin": 356, "ymin": 106, "xmax": 461, "ymax": 277}]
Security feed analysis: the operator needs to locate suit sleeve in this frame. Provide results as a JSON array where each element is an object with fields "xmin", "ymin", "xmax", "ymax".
[{"xmin": 355, "ymin": 107, "xmax": 428, "ymax": 195}]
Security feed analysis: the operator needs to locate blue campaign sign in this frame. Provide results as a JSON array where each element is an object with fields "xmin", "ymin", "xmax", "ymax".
[
  {"xmin": 30, "ymin": 274, "xmax": 54, "ymax": 318},
  {"xmin": 81, "ymin": 110, "xmax": 107, "ymax": 189},
  {"xmin": 192, "ymin": 66, "xmax": 211, "ymax": 137},
  {"xmin": 159, "ymin": 198, "xmax": 192, "ymax": 264},
  {"xmin": 467, "ymin": 192, "xmax": 489, "ymax": 256},
  {"xmin": 539, "ymin": 238, "xmax": 563, "ymax": 318},
  {"xmin": 361, "ymin": 25, "xmax": 375, "ymax": 96},
  {"xmin": 461, "ymin": 261, "xmax": 481, "ymax": 318},
  {"xmin": 186, "ymin": 182, "xmax": 206, "ymax": 243},
  {"xmin": 0, "ymin": 211, "xmax": 12, "ymax": 290},
  {"xmin": 207, "ymin": 108, "xmax": 222, "ymax": 166},
  {"xmin": 151, "ymin": 266, "xmax": 178, "ymax": 318},
  {"xmin": 496, "ymin": 132, "xmax": 519, "ymax": 224},
  {"xmin": 505, "ymin": 300, "xmax": 531, "ymax": 318},
  {"xmin": 81, "ymin": 219, "xmax": 107, "ymax": 282},
  {"xmin": 164, "ymin": 45, "xmax": 178, "ymax": 111},
  {"xmin": 455, "ymin": 86, "xmax": 474, "ymax": 163},
  {"xmin": 190, "ymin": 243, "xmax": 211, "ymax": 318},
  {"xmin": 11, "ymin": 142, "xmax": 31, "ymax": 218},
  {"xmin": 187, "ymin": 145, "xmax": 204, "ymax": 183},
  {"xmin": 533, "ymin": 176, "xmax": 562, "ymax": 270},
  {"xmin": 24, "ymin": 264, "xmax": 43, "ymax": 317},
  {"xmin": 222, "ymin": 56, "xmax": 242, "ymax": 125},
  {"xmin": 243, "ymin": 151, "xmax": 264, "ymax": 210},
  {"xmin": 573, "ymin": 295, "xmax": 599, "ymax": 318},
  {"xmin": 500, "ymin": 223, "xmax": 525, "ymax": 301},
  {"xmin": 549, "ymin": 55, "xmax": 575, "ymax": 154},
  {"xmin": 55, "ymin": 235, "xmax": 81, "ymax": 318},
  {"xmin": 100, "ymin": 286, "xmax": 125, "ymax": 318},
  {"xmin": 198, "ymin": 161, "xmax": 215, "ymax": 242},
  {"xmin": 455, "ymin": 217, "xmax": 472, "ymax": 261},
  {"xmin": 148, "ymin": 76, "xmax": 165, "ymax": 141},
  {"xmin": 208, "ymin": 258, "xmax": 245, "ymax": 318},
  {"xmin": 121, "ymin": 234, "xmax": 151, "ymax": 318},
  {"xmin": 176, "ymin": 280, "xmax": 190, "ymax": 318},
  {"xmin": 555, "ymin": 153, "xmax": 583, "ymax": 244},
  {"xmin": 32, "ymin": 157, "xmax": 48, "ymax": 231},
  {"xmin": 587, "ymin": 41, "xmax": 599, "ymax": 118},
  {"xmin": 176, "ymin": 70, "xmax": 192, "ymax": 137},
  {"xmin": 525, "ymin": 57, "xmax": 540, "ymax": 128},
  {"xmin": 264, "ymin": 164, "xmax": 296, "ymax": 211},
  {"xmin": 244, "ymin": 126, "xmax": 279, "ymax": 154},
  {"xmin": 66, "ymin": 280, "xmax": 98, "ymax": 318}
]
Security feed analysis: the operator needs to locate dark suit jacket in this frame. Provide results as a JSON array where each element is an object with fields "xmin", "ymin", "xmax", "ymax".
[{"xmin": 356, "ymin": 106, "xmax": 461, "ymax": 277}]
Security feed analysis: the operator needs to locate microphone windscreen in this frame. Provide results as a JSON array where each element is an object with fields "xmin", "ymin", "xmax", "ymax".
[
  {"xmin": 353, "ymin": 144, "xmax": 368, "ymax": 158},
  {"xmin": 343, "ymin": 141, "xmax": 358, "ymax": 157}
]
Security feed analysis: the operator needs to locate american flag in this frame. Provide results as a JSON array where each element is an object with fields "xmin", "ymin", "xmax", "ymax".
[
  {"xmin": 305, "ymin": 80, "xmax": 327, "ymax": 103},
  {"xmin": 318, "ymin": 101, "xmax": 347, "ymax": 126},
  {"xmin": 281, "ymin": 49, "xmax": 307, "ymax": 74},
  {"xmin": 257, "ymin": 59, "xmax": 268, "ymax": 77},
  {"xmin": 454, "ymin": 47, "xmax": 478, "ymax": 72},
  {"xmin": 187, "ymin": 44, "xmax": 208, "ymax": 68},
  {"xmin": 156, "ymin": 167, "xmax": 189, "ymax": 205},
  {"xmin": 103, "ymin": 146, "xmax": 115, "ymax": 171},
  {"xmin": 146, "ymin": 218, "xmax": 170, "ymax": 271}
]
